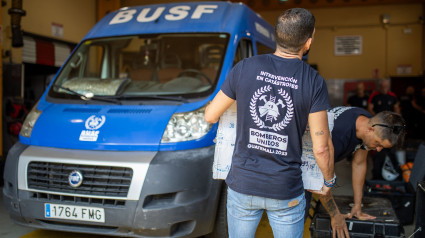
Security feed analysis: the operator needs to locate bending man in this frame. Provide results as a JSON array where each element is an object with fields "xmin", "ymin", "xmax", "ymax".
[{"xmin": 303, "ymin": 106, "xmax": 406, "ymax": 238}]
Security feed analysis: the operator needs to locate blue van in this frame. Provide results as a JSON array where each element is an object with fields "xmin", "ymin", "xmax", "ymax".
[{"xmin": 3, "ymin": 2, "xmax": 275, "ymax": 237}]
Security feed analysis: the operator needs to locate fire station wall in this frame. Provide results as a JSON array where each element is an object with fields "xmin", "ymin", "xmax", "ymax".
[
  {"xmin": 2, "ymin": 1, "xmax": 421, "ymax": 79},
  {"xmin": 2, "ymin": 0, "xmax": 96, "ymax": 63},
  {"xmin": 260, "ymin": 3, "xmax": 424, "ymax": 80}
]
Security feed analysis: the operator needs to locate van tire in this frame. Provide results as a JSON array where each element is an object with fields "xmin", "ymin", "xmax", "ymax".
[{"xmin": 206, "ymin": 183, "xmax": 228, "ymax": 238}]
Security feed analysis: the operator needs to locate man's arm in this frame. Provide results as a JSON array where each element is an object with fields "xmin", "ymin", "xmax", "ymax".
[
  {"xmin": 308, "ymin": 110, "xmax": 335, "ymax": 195},
  {"xmin": 319, "ymin": 191, "xmax": 350, "ymax": 238},
  {"xmin": 350, "ymin": 149, "xmax": 376, "ymax": 220},
  {"xmin": 205, "ymin": 90, "xmax": 235, "ymax": 123}
]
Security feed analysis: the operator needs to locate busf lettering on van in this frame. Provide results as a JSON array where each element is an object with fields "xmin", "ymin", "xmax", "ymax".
[{"xmin": 109, "ymin": 5, "xmax": 218, "ymax": 24}]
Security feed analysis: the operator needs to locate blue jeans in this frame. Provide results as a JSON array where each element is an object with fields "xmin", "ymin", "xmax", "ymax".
[{"xmin": 227, "ymin": 187, "xmax": 305, "ymax": 238}]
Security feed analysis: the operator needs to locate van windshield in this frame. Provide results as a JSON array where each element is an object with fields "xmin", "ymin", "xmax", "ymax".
[{"xmin": 50, "ymin": 33, "xmax": 228, "ymax": 100}]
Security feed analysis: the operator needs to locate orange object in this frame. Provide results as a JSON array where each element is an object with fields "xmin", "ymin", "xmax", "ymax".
[
  {"xmin": 402, "ymin": 170, "xmax": 411, "ymax": 183},
  {"xmin": 401, "ymin": 164, "xmax": 409, "ymax": 171},
  {"xmin": 401, "ymin": 162, "xmax": 413, "ymax": 183}
]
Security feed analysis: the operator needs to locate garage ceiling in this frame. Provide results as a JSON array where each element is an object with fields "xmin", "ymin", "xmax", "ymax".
[{"xmin": 120, "ymin": 0, "xmax": 425, "ymax": 10}]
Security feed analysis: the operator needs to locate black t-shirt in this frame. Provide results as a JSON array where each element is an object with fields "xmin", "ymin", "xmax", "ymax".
[
  {"xmin": 221, "ymin": 54, "xmax": 330, "ymax": 200},
  {"xmin": 399, "ymin": 94, "xmax": 415, "ymax": 119},
  {"xmin": 399, "ymin": 94, "xmax": 413, "ymax": 111},
  {"xmin": 328, "ymin": 106, "xmax": 372, "ymax": 162},
  {"xmin": 347, "ymin": 95, "xmax": 369, "ymax": 109},
  {"xmin": 418, "ymin": 96, "xmax": 425, "ymax": 109},
  {"xmin": 369, "ymin": 91, "xmax": 398, "ymax": 113}
]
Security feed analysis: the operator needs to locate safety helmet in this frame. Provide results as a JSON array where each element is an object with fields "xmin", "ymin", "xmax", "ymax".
[{"xmin": 382, "ymin": 155, "xmax": 399, "ymax": 181}]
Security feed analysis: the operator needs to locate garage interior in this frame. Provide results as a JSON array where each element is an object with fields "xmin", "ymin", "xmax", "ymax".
[{"xmin": 0, "ymin": 0, "xmax": 425, "ymax": 237}]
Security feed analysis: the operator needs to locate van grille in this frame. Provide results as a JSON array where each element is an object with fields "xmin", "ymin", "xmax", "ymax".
[
  {"xmin": 27, "ymin": 162, "xmax": 133, "ymax": 198},
  {"xmin": 30, "ymin": 192, "xmax": 126, "ymax": 207}
]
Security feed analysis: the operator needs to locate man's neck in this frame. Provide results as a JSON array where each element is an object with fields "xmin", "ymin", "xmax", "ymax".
[
  {"xmin": 274, "ymin": 49, "xmax": 302, "ymax": 60},
  {"xmin": 356, "ymin": 115, "xmax": 370, "ymax": 140}
]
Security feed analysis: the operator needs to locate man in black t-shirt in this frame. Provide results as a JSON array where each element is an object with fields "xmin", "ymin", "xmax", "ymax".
[
  {"xmin": 206, "ymin": 8, "xmax": 335, "ymax": 238},
  {"xmin": 303, "ymin": 107, "xmax": 406, "ymax": 237},
  {"xmin": 416, "ymin": 88, "xmax": 425, "ymax": 135},
  {"xmin": 368, "ymin": 78, "xmax": 400, "ymax": 115},
  {"xmin": 347, "ymin": 82, "xmax": 369, "ymax": 109},
  {"xmin": 399, "ymin": 86, "xmax": 420, "ymax": 138},
  {"xmin": 418, "ymin": 87, "xmax": 425, "ymax": 110},
  {"xmin": 367, "ymin": 79, "xmax": 402, "ymax": 181}
]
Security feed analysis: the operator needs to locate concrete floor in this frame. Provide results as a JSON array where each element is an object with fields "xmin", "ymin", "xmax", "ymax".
[{"xmin": 0, "ymin": 156, "xmax": 418, "ymax": 238}]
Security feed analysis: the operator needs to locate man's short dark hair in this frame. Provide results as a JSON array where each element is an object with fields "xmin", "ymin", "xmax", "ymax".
[
  {"xmin": 275, "ymin": 8, "xmax": 315, "ymax": 54},
  {"xmin": 370, "ymin": 111, "xmax": 406, "ymax": 148}
]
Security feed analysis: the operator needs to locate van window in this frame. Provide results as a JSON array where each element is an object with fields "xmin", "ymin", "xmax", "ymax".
[
  {"xmin": 233, "ymin": 39, "xmax": 253, "ymax": 66},
  {"xmin": 257, "ymin": 41, "xmax": 274, "ymax": 55},
  {"xmin": 68, "ymin": 45, "xmax": 104, "ymax": 79},
  {"xmin": 49, "ymin": 34, "xmax": 229, "ymax": 99}
]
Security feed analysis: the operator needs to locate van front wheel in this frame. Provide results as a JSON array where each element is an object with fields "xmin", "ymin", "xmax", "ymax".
[{"xmin": 206, "ymin": 183, "xmax": 228, "ymax": 238}]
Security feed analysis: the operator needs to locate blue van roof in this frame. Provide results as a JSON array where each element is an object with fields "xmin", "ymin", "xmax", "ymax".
[{"xmin": 83, "ymin": 1, "xmax": 275, "ymax": 45}]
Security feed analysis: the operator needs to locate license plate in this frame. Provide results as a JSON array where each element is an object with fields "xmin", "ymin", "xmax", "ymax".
[{"xmin": 44, "ymin": 203, "xmax": 105, "ymax": 223}]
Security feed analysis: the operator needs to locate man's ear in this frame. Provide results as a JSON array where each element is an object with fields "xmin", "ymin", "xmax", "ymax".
[{"xmin": 304, "ymin": 38, "xmax": 312, "ymax": 51}]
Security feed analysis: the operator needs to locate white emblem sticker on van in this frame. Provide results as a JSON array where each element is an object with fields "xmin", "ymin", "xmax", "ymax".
[{"xmin": 79, "ymin": 115, "xmax": 106, "ymax": 142}]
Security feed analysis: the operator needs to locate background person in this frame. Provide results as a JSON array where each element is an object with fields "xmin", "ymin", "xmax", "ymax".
[
  {"xmin": 399, "ymin": 86, "xmax": 420, "ymax": 138},
  {"xmin": 417, "ymin": 87, "xmax": 425, "ymax": 111},
  {"xmin": 347, "ymin": 82, "xmax": 369, "ymax": 109},
  {"xmin": 367, "ymin": 78, "xmax": 401, "ymax": 179},
  {"xmin": 414, "ymin": 87, "xmax": 425, "ymax": 135},
  {"xmin": 367, "ymin": 78, "xmax": 400, "ymax": 115},
  {"xmin": 205, "ymin": 8, "xmax": 335, "ymax": 238}
]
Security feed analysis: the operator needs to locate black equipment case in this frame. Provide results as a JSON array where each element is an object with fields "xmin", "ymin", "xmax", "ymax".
[
  {"xmin": 414, "ymin": 181, "xmax": 425, "ymax": 238},
  {"xmin": 310, "ymin": 195, "xmax": 404, "ymax": 238},
  {"xmin": 364, "ymin": 179, "xmax": 415, "ymax": 225},
  {"xmin": 364, "ymin": 143, "xmax": 425, "ymax": 225}
]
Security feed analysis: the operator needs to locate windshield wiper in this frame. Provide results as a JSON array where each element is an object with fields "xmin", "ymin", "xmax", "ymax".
[
  {"xmin": 53, "ymin": 85, "xmax": 121, "ymax": 105},
  {"xmin": 108, "ymin": 94, "xmax": 189, "ymax": 103},
  {"xmin": 53, "ymin": 85, "xmax": 188, "ymax": 103}
]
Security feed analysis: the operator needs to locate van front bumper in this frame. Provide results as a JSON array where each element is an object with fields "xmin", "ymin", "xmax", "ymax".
[{"xmin": 3, "ymin": 142, "xmax": 222, "ymax": 237}]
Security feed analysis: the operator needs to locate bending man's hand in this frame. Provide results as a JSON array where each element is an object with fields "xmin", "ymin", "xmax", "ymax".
[
  {"xmin": 331, "ymin": 213, "xmax": 350, "ymax": 238},
  {"xmin": 308, "ymin": 184, "xmax": 331, "ymax": 196},
  {"xmin": 349, "ymin": 205, "xmax": 376, "ymax": 220}
]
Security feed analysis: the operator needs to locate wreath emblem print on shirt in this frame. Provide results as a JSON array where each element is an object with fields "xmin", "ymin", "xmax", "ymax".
[{"xmin": 249, "ymin": 85, "xmax": 294, "ymax": 131}]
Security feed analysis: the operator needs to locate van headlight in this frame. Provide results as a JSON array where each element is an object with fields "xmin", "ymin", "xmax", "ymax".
[
  {"xmin": 20, "ymin": 104, "xmax": 42, "ymax": 138},
  {"xmin": 162, "ymin": 106, "xmax": 212, "ymax": 143}
]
